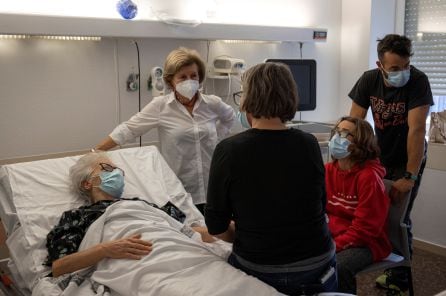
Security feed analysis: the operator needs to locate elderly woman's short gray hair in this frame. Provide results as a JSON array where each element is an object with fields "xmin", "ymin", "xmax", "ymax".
[{"xmin": 69, "ymin": 151, "xmax": 108, "ymax": 199}]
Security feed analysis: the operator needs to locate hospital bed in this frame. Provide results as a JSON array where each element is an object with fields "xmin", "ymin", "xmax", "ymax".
[{"xmin": 0, "ymin": 146, "xmax": 282, "ymax": 296}]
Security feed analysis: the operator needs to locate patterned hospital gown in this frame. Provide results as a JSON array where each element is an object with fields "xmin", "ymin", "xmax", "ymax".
[{"xmin": 44, "ymin": 200, "xmax": 116, "ymax": 266}]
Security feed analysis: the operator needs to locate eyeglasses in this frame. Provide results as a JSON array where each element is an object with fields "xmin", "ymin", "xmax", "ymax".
[
  {"xmin": 233, "ymin": 91, "xmax": 243, "ymax": 106},
  {"xmin": 99, "ymin": 163, "xmax": 125, "ymax": 176},
  {"xmin": 331, "ymin": 128, "xmax": 354, "ymax": 139},
  {"xmin": 379, "ymin": 62, "xmax": 410, "ymax": 74}
]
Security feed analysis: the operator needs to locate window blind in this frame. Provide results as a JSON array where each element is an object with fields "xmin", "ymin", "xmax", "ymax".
[{"xmin": 405, "ymin": 0, "xmax": 446, "ymax": 104}]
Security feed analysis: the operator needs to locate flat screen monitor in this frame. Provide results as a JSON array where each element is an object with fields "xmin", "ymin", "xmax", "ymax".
[{"xmin": 265, "ymin": 59, "xmax": 316, "ymax": 111}]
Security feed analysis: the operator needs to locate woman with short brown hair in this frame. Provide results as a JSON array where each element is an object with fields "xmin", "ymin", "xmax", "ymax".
[
  {"xmin": 241, "ymin": 62, "xmax": 298, "ymax": 123},
  {"xmin": 205, "ymin": 62, "xmax": 337, "ymax": 295}
]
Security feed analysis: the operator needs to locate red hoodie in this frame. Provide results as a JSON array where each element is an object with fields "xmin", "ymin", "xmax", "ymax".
[{"xmin": 325, "ymin": 158, "xmax": 391, "ymax": 262}]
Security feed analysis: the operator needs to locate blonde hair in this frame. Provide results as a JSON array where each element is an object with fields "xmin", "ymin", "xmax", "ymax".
[
  {"xmin": 69, "ymin": 151, "xmax": 109, "ymax": 199},
  {"xmin": 163, "ymin": 47, "xmax": 206, "ymax": 89}
]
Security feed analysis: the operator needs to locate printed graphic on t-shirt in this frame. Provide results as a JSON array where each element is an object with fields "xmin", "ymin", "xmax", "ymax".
[{"xmin": 370, "ymin": 96, "xmax": 407, "ymax": 129}]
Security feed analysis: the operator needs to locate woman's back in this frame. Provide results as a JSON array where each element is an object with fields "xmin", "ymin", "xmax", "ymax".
[{"xmin": 206, "ymin": 128, "xmax": 332, "ymax": 265}]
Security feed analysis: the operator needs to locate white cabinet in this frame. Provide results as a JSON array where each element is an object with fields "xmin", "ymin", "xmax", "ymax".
[{"xmin": 412, "ymin": 167, "xmax": 446, "ymax": 248}]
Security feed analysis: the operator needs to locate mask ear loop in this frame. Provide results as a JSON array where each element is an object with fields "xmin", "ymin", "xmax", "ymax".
[{"xmin": 377, "ymin": 61, "xmax": 386, "ymax": 77}]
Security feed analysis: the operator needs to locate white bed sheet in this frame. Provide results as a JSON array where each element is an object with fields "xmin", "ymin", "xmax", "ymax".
[
  {"xmin": 0, "ymin": 146, "xmax": 204, "ymax": 292},
  {"xmin": 0, "ymin": 175, "xmax": 19, "ymax": 235},
  {"xmin": 32, "ymin": 201, "xmax": 281, "ymax": 296}
]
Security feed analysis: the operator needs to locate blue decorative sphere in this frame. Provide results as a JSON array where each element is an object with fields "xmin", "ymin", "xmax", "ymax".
[{"xmin": 117, "ymin": 0, "xmax": 138, "ymax": 20}]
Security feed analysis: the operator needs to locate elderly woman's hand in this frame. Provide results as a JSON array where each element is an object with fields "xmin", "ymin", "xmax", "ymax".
[
  {"xmin": 101, "ymin": 234, "xmax": 153, "ymax": 259},
  {"xmin": 192, "ymin": 226, "xmax": 216, "ymax": 243}
]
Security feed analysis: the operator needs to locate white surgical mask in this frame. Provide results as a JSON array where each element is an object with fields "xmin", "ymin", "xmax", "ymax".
[{"xmin": 175, "ymin": 79, "xmax": 199, "ymax": 101}]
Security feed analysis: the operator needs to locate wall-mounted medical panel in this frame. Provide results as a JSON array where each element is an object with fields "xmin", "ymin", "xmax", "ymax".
[{"xmin": 0, "ymin": 13, "xmax": 327, "ymax": 42}]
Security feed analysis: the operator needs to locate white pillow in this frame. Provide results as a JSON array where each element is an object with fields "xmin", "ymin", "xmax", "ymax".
[{"xmin": 0, "ymin": 146, "xmax": 203, "ymax": 290}]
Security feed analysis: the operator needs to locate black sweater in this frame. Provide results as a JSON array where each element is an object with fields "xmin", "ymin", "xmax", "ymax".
[{"xmin": 205, "ymin": 128, "xmax": 332, "ymax": 265}]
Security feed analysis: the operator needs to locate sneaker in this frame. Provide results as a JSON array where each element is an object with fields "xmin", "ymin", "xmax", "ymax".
[
  {"xmin": 375, "ymin": 271, "xmax": 390, "ymax": 288},
  {"xmin": 376, "ymin": 270, "xmax": 409, "ymax": 293},
  {"xmin": 385, "ymin": 285, "xmax": 407, "ymax": 296}
]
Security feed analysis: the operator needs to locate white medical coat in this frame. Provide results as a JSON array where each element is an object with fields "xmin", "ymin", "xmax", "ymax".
[{"xmin": 109, "ymin": 92, "xmax": 235, "ymax": 205}]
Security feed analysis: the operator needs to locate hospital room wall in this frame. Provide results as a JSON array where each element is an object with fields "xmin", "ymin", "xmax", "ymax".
[
  {"xmin": 337, "ymin": 0, "xmax": 402, "ymax": 119},
  {"xmin": 0, "ymin": 0, "xmax": 344, "ymax": 161},
  {"xmin": 0, "ymin": 0, "xmax": 445, "ymax": 253}
]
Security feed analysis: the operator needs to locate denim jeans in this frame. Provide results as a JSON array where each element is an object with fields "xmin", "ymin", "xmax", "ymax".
[{"xmin": 228, "ymin": 253, "xmax": 337, "ymax": 296}]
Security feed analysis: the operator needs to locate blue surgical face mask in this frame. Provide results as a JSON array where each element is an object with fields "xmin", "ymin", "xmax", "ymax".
[
  {"xmin": 329, "ymin": 134, "xmax": 351, "ymax": 159},
  {"xmin": 383, "ymin": 68, "xmax": 410, "ymax": 88},
  {"xmin": 93, "ymin": 169, "xmax": 125, "ymax": 198},
  {"xmin": 237, "ymin": 111, "xmax": 251, "ymax": 129}
]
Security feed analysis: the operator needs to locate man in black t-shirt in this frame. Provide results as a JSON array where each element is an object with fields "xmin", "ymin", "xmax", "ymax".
[{"xmin": 349, "ymin": 34, "xmax": 433, "ymax": 294}]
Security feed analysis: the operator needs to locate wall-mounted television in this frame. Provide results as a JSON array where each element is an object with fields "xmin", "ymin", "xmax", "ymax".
[{"xmin": 265, "ymin": 59, "xmax": 316, "ymax": 111}]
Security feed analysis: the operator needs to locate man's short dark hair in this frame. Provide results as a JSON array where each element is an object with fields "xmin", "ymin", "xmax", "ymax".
[{"xmin": 377, "ymin": 34, "xmax": 413, "ymax": 60}]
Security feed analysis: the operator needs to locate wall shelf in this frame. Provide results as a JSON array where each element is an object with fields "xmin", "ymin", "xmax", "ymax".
[{"xmin": 0, "ymin": 13, "xmax": 327, "ymax": 42}]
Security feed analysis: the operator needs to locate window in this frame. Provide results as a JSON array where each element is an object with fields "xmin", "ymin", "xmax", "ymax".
[{"xmin": 405, "ymin": 0, "xmax": 446, "ymax": 127}]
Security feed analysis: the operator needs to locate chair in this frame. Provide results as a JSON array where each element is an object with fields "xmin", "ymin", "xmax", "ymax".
[{"xmin": 356, "ymin": 179, "xmax": 414, "ymax": 296}]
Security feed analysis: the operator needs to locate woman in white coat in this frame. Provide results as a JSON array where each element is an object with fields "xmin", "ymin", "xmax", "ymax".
[{"xmin": 95, "ymin": 47, "xmax": 235, "ymax": 213}]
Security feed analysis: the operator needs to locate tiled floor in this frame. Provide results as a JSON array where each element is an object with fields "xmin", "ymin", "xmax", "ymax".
[{"xmin": 356, "ymin": 248, "xmax": 446, "ymax": 296}]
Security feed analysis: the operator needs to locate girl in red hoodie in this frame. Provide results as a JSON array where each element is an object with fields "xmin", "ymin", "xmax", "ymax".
[{"xmin": 325, "ymin": 116, "xmax": 391, "ymax": 294}]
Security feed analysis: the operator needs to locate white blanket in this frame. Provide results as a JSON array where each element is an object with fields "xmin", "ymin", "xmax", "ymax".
[{"xmin": 33, "ymin": 200, "xmax": 282, "ymax": 296}]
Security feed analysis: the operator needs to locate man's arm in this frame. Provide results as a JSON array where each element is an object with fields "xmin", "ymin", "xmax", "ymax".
[
  {"xmin": 52, "ymin": 234, "xmax": 152, "ymax": 277},
  {"xmin": 349, "ymin": 101, "xmax": 368, "ymax": 119},
  {"xmin": 392, "ymin": 105, "xmax": 430, "ymax": 194},
  {"xmin": 407, "ymin": 105, "xmax": 430, "ymax": 175}
]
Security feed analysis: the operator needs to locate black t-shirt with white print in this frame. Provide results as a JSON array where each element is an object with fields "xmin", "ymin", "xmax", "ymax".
[{"xmin": 349, "ymin": 66, "xmax": 433, "ymax": 168}]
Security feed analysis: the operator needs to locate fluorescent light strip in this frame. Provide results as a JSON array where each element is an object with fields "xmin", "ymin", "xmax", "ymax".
[
  {"xmin": 0, "ymin": 34, "xmax": 101, "ymax": 41},
  {"xmin": 0, "ymin": 34, "xmax": 30, "ymax": 39},
  {"xmin": 221, "ymin": 40, "xmax": 281, "ymax": 44},
  {"xmin": 36, "ymin": 36, "xmax": 101, "ymax": 41}
]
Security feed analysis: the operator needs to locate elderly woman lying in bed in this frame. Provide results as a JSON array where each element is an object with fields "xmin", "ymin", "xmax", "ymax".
[{"xmin": 44, "ymin": 151, "xmax": 215, "ymax": 278}]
